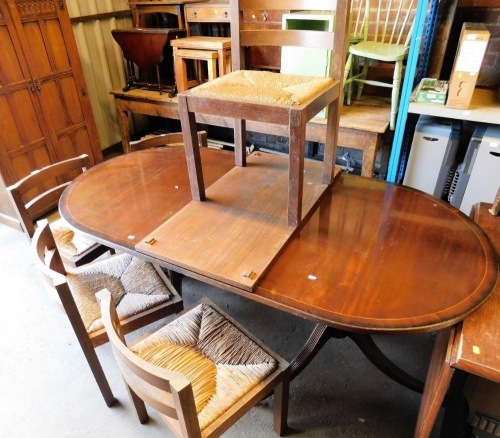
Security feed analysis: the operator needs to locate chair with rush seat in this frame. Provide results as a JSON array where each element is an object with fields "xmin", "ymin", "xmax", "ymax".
[
  {"xmin": 7, "ymin": 154, "xmax": 111, "ymax": 268},
  {"xmin": 97, "ymin": 288, "xmax": 289, "ymax": 437},
  {"xmin": 31, "ymin": 220, "xmax": 183, "ymax": 406},
  {"xmin": 177, "ymin": 0, "xmax": 350, "ymax": 227}
]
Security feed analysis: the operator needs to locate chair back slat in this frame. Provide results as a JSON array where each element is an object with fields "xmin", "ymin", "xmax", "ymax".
[
  {"xmin": 370, "ymin": 0, "xmax": 415, "ymax": 46},
  {"xmin": 400, "ymin": 0, "xmax": 415, "ymax": 46},
  {"xmin": 381, "ymin": 0, "xmax": 392, "ymax": 43},
  {"xmin": 232, "ymin": 0, "xmax": 347, "ymax": 77},
  {"xmin": 25, "ymin": 184, "xmax": 69, "ymax": 221},
  {"xmin": 240, "ymin": 29, "xmax": 334, "ymax": 50},
  {"xmin": 238, "ymin": 0, "xmax": 337, "ymax": 11},
  {"xmin": 7, "ymin": 155, "xmax": 90, "ymax": 238},
  {"xmin": 350, "ymin": 0, "xmax": 370, "ymax": 41}
]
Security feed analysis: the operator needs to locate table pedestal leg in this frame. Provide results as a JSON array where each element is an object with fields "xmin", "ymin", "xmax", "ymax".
[
  {"xmin": 290, "ymin": 324, "xmax": 335, "ymax": 379},
  {"xmin": 349, "ymin": 332, "xmax": 424, "ymax": 393},
  {"xmin": 291, "ymin": 323, "xmax": 429, "ymax": 394}
]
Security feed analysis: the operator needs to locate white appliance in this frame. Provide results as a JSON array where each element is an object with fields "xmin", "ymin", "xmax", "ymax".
[
  {"xmin": 453, "ymin": 125, "xmax": 500, "ymax": 215},
  {"xmin": 403, "ymin": 115, "xmax": 461, "ymax": 199}
]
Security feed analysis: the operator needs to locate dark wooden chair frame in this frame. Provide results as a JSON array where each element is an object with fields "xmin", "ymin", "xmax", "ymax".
[
  {"xmin": 7, "ymin": 154, "xmax": 111, "ymax": 268},
  {"xmin": 31, "ymin": 220, "xmax": 184, "ymax": 406},
  {"xmin": 178, "ymin": 0, "xmax": 351, "ymax": 227},
  {"xmin": 97, "ymin": 289, "xmax": 290, "ymax": 437}
]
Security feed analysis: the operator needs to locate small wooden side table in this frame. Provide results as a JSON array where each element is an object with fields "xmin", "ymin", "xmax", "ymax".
[
  {"xmin": 171, "ymin": 36, "xmax": 231, "ymax": 92},
  {"xmin": 414, "ymin": 202, "xmax": 500, "ymax": 438}
]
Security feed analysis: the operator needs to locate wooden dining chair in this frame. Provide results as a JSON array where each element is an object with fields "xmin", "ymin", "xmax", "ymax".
[
  {"xmin": 7, "ymin": 154, "xmax": 111, "ymax": 268},
  {"xmin": 177, "ymin": 0, "xmax": 350, "ymax": 227},
  {"xmin": 97, "ymin": 288, "xmax": 289, "ymax": 437},
  {"xmin": 129, "ymin": 130, "xmax": 208, "ymax": 152},
  {"xmin": 343, "ymin": 0, "xmax": 416, "ymax": 130},
  {"xmin": 31, "ymin": 220, "xmax": 183, "ymax": 407}
]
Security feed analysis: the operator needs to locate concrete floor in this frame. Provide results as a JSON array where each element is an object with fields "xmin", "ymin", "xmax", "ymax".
[{"xmin": 1, "ymin": 224, "xmax": 443, "ymax": 437}]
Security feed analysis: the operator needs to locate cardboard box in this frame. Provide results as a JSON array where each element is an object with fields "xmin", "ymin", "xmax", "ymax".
[
  {"xmin": 446, "ymin": 23, "xmax": 490, "ymax": 109},
  {"xmin": 415, "ymin": 78, "xmax": 448, "ymax": 104}
]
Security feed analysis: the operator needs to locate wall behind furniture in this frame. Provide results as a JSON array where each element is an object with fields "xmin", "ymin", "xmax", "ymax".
[{"xmin": 66, "ymin": 0, "xmax": 149, "ymax": 151}]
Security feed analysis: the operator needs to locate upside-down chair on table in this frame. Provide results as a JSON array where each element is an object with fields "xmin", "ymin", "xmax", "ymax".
[{"xmin": 177, "ymin": 0, "xmax": 350, "ymax": 227}]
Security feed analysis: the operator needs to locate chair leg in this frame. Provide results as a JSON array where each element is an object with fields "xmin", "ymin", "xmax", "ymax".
[
  {"xmin": 234, "ymin": 119, "xmax": 247, "ymax": 167},
  {"xmin": 173, "ymin": 48, "xmax": 189, "ymax": 93},
  {"xmin": 80, "ymin": 338, "xmax": 117, "ymax": 407},
  {"xmin": 288, "ymin": 109, "xmax": 306, "ymax": 227},
  {"xmin": 178, "ymin": 94, "xmax": 206, "ymax": 201},
  {"xmin": 58, "ymin": 288, "xmax": 117, "ymax": 407},
  {"xmin": 343, "ymin": 53, "xmax": 353, "ymax": 105},
  {"xmin": 207, "ymin": 58, "xmax": 217, "ymax": 82},
  {"xmin": 356, "ymin": 58, "xmax": 370, "ymax": 100},
  {"xmin": 126, "ymin": 384, "xmax": 149, "ymax": 424},
  {"xmin": 322, "ymin": 99, "xmax": 340, "ymax": 185},
  {"xmin": 390, "ymin": 60, "xmax": 403, "ymax": 130},
  {"xmin": 273, "ymin": 372, "xmax": 290, "ymax": 436}
]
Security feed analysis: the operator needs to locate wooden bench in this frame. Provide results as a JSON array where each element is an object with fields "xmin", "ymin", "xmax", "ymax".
[{"xmin": 415, "ymin": 201, "xmax": 500, "ymax": 438}]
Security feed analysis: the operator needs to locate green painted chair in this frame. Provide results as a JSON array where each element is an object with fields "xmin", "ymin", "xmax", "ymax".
[{"xmin": 343, "ymin": 0, "xmax": 416, "ymax": 130}]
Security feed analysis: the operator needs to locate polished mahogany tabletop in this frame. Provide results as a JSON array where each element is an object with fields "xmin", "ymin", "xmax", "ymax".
[{"xmin": 60, "ymin": 147, "xmax": 498, "ymax": 335}]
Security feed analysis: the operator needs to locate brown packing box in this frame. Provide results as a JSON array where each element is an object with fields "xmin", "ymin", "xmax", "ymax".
[{"xmin": 446, "ymin": 23, "xmax": 490, "ymax": 109}]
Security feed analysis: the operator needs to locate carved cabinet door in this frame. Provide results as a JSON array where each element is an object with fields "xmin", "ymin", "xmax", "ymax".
[
  {"xmin": 0, "ymin": 0, "xmax": 103, "ymax": 186},
  {"xmin": 0, "ymin": 0, "xmax": 102, "ymax": 227}
]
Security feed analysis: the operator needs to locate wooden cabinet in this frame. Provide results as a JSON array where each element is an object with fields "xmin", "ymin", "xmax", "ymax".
[{"xmin": 0, "ymin": 0, "xmax": 102, "ymax": 229}]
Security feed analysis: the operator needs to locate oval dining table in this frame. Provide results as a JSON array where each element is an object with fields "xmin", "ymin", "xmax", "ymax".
[{"xmin": 60, "ymin": 146, "xmax": 498, "ymax": 437}]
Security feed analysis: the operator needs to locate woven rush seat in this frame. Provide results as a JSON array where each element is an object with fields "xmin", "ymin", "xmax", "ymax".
[
  {"xmin": 189, "ymin": 70, "xmax": 334, "ymax": 106},
  {"xmin": 98, "ymin": 290, "xmax": 290, "ymax": 436},
  {"xmin": 50, "ymin": 218, "xmax": 102, "ymax": 258},
  {"xmin": 31, "ymin": 220, "xmax": 183, "ymax": 407},
  {"xmin": 131, "ymin": 301, "xmax": 277, "ymax": 431},
  {"xmin": 66, "ymin": 253, "xmax": 174, "ymax": 335}
]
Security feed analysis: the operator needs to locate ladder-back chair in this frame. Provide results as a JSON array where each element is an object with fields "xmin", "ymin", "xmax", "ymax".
[
  {"xmin": 31, "ymin": 220, "xmax": 183, "ymax": 406},
  {"xmin": 343, "ymin": 0, "xmax": 416, "ymax": 129},
  {"xmin": 97, "ymin": 289, "xmax": 290, "ymax": 437},
  {"xmin": 7, "ymin": 155, "xmax": 111, "ymax": 268},
  {"xmin": 177, "ymin": 0, "xmax": 350, "ymax": 227}
]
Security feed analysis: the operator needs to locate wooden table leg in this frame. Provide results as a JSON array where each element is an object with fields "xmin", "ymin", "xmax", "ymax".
[
  {"xmin": 178, "ymin": 94, "xmax": 205, "ymax": 201},
  {"xmin": 414, "ymin": 326, "xmax": 455, "ymax": 438},
  {"xmin": 288, "ymin": 109, "xmax": 307, "ymax": 227},
  {"xmin": 289, "ymin": 323, "xmax": 335, "ymax": 379},
  {"xmin": 360, "ymin": 134, "xmax": 377, "ymax": 177},
  {"xmin": 349, "ymin": 333, "xmax": 424, "ymax": 393},
  {"xmin": 114, "ymin": 99, "xmax": 132, "ymax": 154}
]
